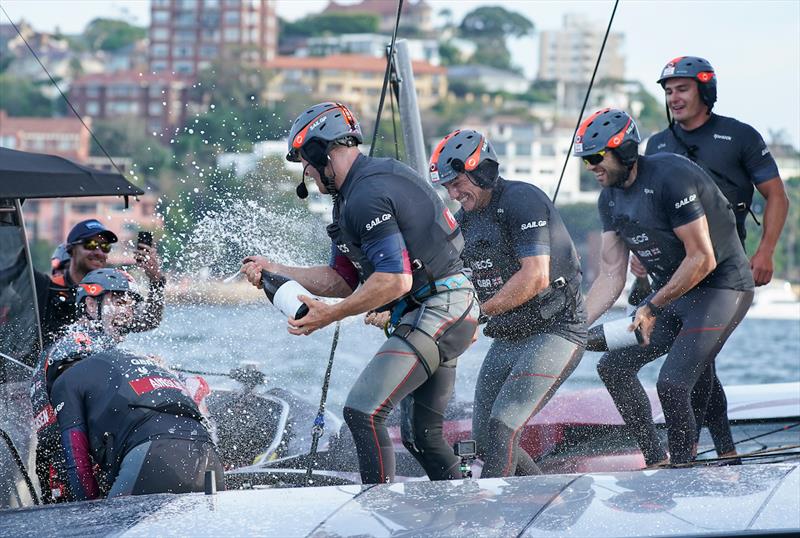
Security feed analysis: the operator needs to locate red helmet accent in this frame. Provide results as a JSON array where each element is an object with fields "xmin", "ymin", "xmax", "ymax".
[
  {"xmin": 607, "ymin": 117, "xmax": 633, "ymax": 149},
  {"xmin": 697, "ymin": 71, "xmax": 714, "ymax": 83},
  {"xmin": 464, "ymin": 136, "xmax": 484, "ymax": 171},
  {"xmin": 429, "ymin": 130, "xmax": 459, "ymax": 176},
  {"xmin": 576, "ymin": 108, "xmax": 611, "ymax": 141},
  {"xmin": 80, "ymin": 283, "xmax": 104, "ymax": 297}
]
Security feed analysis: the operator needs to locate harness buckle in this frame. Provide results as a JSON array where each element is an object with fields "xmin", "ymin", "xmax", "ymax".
[{"xmin": 552, "ymin": 276, "xmax": 567, "ymax": 289}]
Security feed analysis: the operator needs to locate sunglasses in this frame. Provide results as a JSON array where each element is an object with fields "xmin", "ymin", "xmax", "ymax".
[
  {"xmin": 582, "ymin": 150, "xmax": 606, "ymax": 166},
  {"xmin": 82, "ymin": 239, "xmax": 112, "ymax": 253}
]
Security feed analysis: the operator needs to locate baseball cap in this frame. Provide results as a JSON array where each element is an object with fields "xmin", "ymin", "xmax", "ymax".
[{"xmin": 66, "ymin": 219, "xmax": 118, "ymax": 245}]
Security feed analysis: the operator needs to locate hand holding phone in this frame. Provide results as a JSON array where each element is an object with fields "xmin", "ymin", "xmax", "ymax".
[{"xmin": 137, "ymin": 231, "xmax": 153, "ymax": 247}]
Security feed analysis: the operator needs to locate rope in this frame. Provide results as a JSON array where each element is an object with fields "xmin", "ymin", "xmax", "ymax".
[
  {"xmin": 551, "ymin": 0, "xmax": 620, "ymax": 204},
  {"xmin": 0, "ymin": 5, "xmax": 128, "ymax": 180},
  {"xmin": 0, "ymin": 428, "xmax": 40, "ymax": 505},
  {"xmin": 696, "ymin": 421, "xmax": 800, "ymax": 457},
  {"xmin": 305, "ymin": 321, "xmax": 341, "ymax": 485},
  {"xmin": 368, "ymin": 0, "xmax": 404, "ymax": 157}
]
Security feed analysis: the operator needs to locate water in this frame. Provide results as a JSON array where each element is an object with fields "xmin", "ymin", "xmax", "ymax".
[{"xmin": 125, "ymin": 304, "xmax": 800, "ymax": 416}]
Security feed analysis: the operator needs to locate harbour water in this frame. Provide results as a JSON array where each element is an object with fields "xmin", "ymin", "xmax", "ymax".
[{"xmin": 125, "ymin": 303, "xmax": 800, "ymax": 416}]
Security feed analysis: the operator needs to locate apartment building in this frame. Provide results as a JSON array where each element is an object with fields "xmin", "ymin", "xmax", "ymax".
[
  {"xmin": 68, "ymin": 71, "xmax": 192, "ymax": 136},
  {"xmin": 148, "ymin": 0, "xmax": 277, "ymax": 76},
  {"xmin": 263, "ymin": 54, "xmax": 446, "ymax": 116},
  {"xmin": 0, "ymin": 111, "xmax": 90, "ymax": 162}
]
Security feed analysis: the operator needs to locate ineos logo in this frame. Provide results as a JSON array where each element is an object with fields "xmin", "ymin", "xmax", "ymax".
[
  {"xmin": 472, "ymin": 259, "xmax": 493, "ymax": 270},
  {"xmin": 628, "ymin": 233, "xmax": 649, "ymax": 245}
]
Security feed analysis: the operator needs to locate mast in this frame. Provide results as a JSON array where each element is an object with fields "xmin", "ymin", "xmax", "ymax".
[{"xmin": 394, "ymin": 39, "xmax": 429, "ymax": 177}]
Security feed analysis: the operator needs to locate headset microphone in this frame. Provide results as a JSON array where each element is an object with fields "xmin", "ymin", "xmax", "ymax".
[{"xmin": 296, "ymin": 165, "xmax": 310, "ymax": 199}]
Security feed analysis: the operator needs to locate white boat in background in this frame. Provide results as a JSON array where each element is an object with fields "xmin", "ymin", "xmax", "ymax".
[{"xmin": 747, "ymin": 279, "xmax": 800, "ymax": 320}]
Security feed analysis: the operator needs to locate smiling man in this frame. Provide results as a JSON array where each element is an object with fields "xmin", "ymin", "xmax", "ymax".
[
  {"xmin": 33, "ymin": 219, "xmax": 165, "ymax": 348},
  {"xmin": 645, "ymin": 56, "xmax": 789, "ymax": 463},
  {"xmin": 575, "ymin": 108, "xmax": 754, "ymax": 466},
  {"xmin": 429, "ymin": 129, "xmax": 586, "ymax": 478},
  {"xmin": 241, "ymin": 102, "xmax": 479, "ymax": 484}
]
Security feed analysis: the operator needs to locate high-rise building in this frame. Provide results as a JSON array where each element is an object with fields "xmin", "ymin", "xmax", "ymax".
[
  {"xmin": 148, "ymin": 0, "xmax": 277, "ymax": 76},
  {"xmin": 538, "ymin": 14, "xmax": 625, "ymax": 83}
]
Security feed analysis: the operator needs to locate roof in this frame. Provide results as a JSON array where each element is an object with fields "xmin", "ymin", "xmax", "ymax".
[
  {"xmin": 0, "ymin": 110, "xmax": 86, "ymax": 135},
  {"xmin": 447, "ymin": 64, "xmax": 530, "ymax": 81},
  {"xmin": 265, "ymin": 54, "xmax": 445, "ymax": 75},
  {"xmin": 324, "ymin": 0, "xmax": 430, "ymax": 16},
  {"xmin": 0, "ymin": 147, "xmax": 143, "ymax": 199}
]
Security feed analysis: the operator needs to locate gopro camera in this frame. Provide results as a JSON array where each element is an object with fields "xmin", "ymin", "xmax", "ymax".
[{"xmin": 137, "ymin": 231, "xmax": 153, "ymax": 247}]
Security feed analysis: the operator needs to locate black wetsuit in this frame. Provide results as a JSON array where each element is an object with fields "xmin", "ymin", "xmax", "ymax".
[
  {"xmin": 646, "ymin": 115, "xmax": 779, "ymax": 456},
  {"xmin": 596, "ymin": 153, "xmax": 754, "ymax": 464},
  {"xmin": 458, "ymin": 179, "xmax": 586, "ymax": 477},
  {"xmin": 49, "ymin": 349, "xmax": 223, "ymax": 500},
  {"xmin": 30, "ymin": 326, "xmax": 116, "ymax": 503},
  {"xmin": 329, "ymin": 154, "xmax": 479, "ymax": 484}
]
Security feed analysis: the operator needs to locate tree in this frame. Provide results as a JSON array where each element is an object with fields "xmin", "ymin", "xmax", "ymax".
[
  {"xmin": 280, "ymin": 13, "xmax": 379, "ymax": 41},
  {"xmin": 0, "ymin": 75, "xmax": 52, "ymax": 116},
  {"xmin": 82, "ymin": 18, "xmax": 145, "ymax": 52},
  {"xmin": 456, "ymin": 6, "xmax": 535, "ymax": 72},
  {"xmin": 90, "ymin": 119, "xmax": 171, "ymax": 177}
]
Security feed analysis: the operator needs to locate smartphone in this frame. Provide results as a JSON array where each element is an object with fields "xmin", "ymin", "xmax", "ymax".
[{"xmin": 137, "ymin": 231, "xmax": 153, "ymax": 247}]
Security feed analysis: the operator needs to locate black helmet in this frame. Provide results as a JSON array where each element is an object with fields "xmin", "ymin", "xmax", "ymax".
[
  {"xmin": 44, "ymin": 329, "xmax": 106, "ymax": 394},
  {"xmin": 76, "ymin": 268, "xmax": 143, "ymax": 308},
  {"xmin": 574, "ymin": 108, "xmax": 641, "ymax": 167},
  {"xmin": 429, "ymin": 129, "xmax": 499, "ymax": 188},
  {"xmin": 657, "ymin": 56, "xmax": 717, "ymax": 112},
  {"xmin": 51, "ymin": 243, "xmax": 70, "ymax": 275},
  {"xmin": 286, "ymin": 102, "xmax": 362, "ymax": 167}
]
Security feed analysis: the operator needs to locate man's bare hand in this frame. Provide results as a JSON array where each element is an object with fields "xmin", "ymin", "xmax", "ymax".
[
  {"xmin": 287, "ymin": 296, "xmax": 336, "ymax": 336},
  {"xmin": 750, "ymin": 249, "xmax": 774, "ymax": 286},
  {"xmin": 364, "ymin": 310, "xmax": 390, "ymax": 329},
  {"xmin": 630, "ymin": 255, "xmax": 647, "ymax": 278}
]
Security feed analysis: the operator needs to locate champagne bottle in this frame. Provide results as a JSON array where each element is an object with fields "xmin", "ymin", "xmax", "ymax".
[
  {"xmin": 261, "ymin": 270, "xmax": 311, "ymax": 320},
  {"xmin": 628, "ymin": 276, "xmax": 653, "ymax": 308},
  {"xmin": 586, "ymin": 316, "xmax": 644, "ymax": 352}
]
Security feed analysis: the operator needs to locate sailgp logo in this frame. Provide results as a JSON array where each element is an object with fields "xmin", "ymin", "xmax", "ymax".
[
  {"xmin": 521, "ymin": 220, "xmax": 547, "ymax": 230},
  {"xmin": 365, "ymin": 213, "xmax": 392, "ymax": 231},
  {"xmin": 675, "ymin": 194, "xmax": 697, "ymax": 209}
]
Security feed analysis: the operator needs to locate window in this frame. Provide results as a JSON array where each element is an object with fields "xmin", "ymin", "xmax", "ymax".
[
  {"xmin": 108, "ymin": 84, "xmax": 136, "ymax": 98},
  {"xmin": 179, "ymin": 0, "xmax": 198, "ymax": 8},
  {"xmin": 152, "ymin": 10, "xmax": 170, "ymax": 24},
  {"xmin": 224, "ymin": 11, "xmax": 241, "ymax": 24},
  {"xmin": 107, "ymin": 102, "xmax": 140, "ymax": 115},
  {"xmin": 86, "ymin": 101, "xmax": 100, "ymax": 115},
  {"xmin": 85, "ymin": 85, "xmax": 100, "ymax": 98},
  {"xmin": 152, "ymin": 0, "xmax": 170, "ymax": 6},
  {"xmin": 199, "ymin": 45, "xmax": 219, "ymax": 58},
  {"xmin": 515, "ymin": 143, "xmax": 532, "ymax": 156},
  {"xmin": 148, "ymin": 84, "xmax": 164, "ymax": 97},
  {"xmin": 151, "ymin": 61, "xmax": 168, "ymax": 72},
  {"xmin": 515, "ymin": 167, "xmax": 531, "ymax": 175},
  {"xmin": 224, "ymin": 28, "xmax": 240, "ymax": 41},
  {"xmin": 149, "ymin": 102, "xmax": 164, "ymax": 116},
  {"xmin": 175, "ymin": 45, "xmax": 194, "ymax": 58},
  {"xmin": 540, "ymin": 143, "xmax": 556, "ymax": 156},
  {"xmin": 174, "ymin": 61, "xmax": 194, "ymax": 74},
  {"xmin": 493, "ymin": 141, "xmax": 507, "ymax": 156},
  {"xmin": 151, "ymin": 44, "xmax": 169, "ymax": 58},
  {"xmin": 175, "ymin": 30, "xmax": 196, "ymax": 43},
  {"xmin": 73, "ymin": 202, "xmax": 97, "ymax": 214},
  {"xmin": 151, "ymin": 28, "xmax": 169, "ymax": 41}
]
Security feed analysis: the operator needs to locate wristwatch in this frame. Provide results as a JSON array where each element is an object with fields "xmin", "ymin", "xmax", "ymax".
[{"xmin": 644, "ymin": 299, "xmax": 663, "ymax": 317}]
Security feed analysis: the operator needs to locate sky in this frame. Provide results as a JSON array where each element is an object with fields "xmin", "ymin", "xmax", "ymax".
[{"xmin": 2, "ymin": 0, "xmax": 799, "ymax": 147}]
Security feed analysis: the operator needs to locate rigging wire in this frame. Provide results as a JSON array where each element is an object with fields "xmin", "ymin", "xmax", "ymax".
[
  {"xmin": 551, "ymin": 0, "xmax": 620, "ymax": 204},
  {"xmin": 696, "ymin": 421, "xmax": 800, "ymax": 457},
  {"xmin": 0, "ymin": 5, "xmax": 128, "ymax": 180},
  {"xmin": 368, "ymin": 0, "xmax": 404, "ymax": 157}
]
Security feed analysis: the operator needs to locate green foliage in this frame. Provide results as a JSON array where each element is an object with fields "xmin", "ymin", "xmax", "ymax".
[
  {"xmin": 556, "ymin": 203, "xmax": 602, "ymax": 246},
  {"xmin": 459, "ymin": 6, "xmax": 535, "ymax": 39},
  {"xmin": 90, "ymin": 119, "xmax": 171, "ymax": 177},
  {"xmin": 633, "ymin": 86, "xmax": 667, "ymax": 137},
  {"xmin": 28, "ymin": 239, "xmax": 54, "ymax": 274},
  {"xmin": 456, "ymin": 6, "xmax": 534, "ymax": 73},
  {"xmin": 438, "ymin": 41, "xmax": 464, "ymax": 67},
  {"xmin": 0, "ymin": 75, "xmax": 52, "ymax": 116},
  {"xmin": 82, "ymin": 18, "xmax": 146, "ymax": 52},
  {"xmin": 746, "ymin": 177, "xmax": 800, "ymax": 281},
  {"xmin": 280, "ymin": 13, "xmax": 379, "ymax": 40}
]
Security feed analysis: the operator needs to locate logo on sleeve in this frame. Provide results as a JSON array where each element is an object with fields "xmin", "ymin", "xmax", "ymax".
[
  {"xmin": 761, "ymin": 148, "xmax": 770, "ymax": 156},
  {"xmin": 521, "ymin": 220, "xmax": 547, "ymax": 230},
  {"xmin": 365, "ymin": 213, "xmax": 392, "ymax": 231},
  {"xmin": 674, "ymin": 194, "xmax": 697, "ymax": 209}
]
